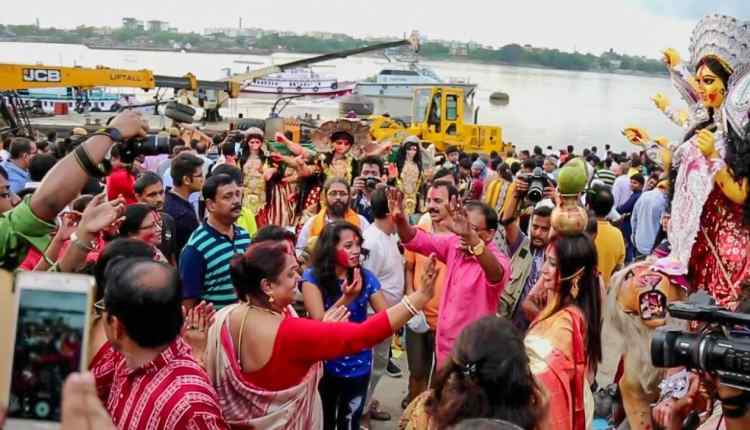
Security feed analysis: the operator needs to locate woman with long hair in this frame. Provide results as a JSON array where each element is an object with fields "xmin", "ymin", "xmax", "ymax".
[
  {"xmin": 301, "ymin": 221, "xmax": 388, "ymax": 430},
  {"xmin": 204, "ymin": 239, "xmax": 438, "ymax": 429},
  {"xmin": 523, "ymin": 234, "xmax": 602, "ymax": 430},
  {"xmin": 116, "ymin": 203, "xmax": 167, "ymax": 262},
  {"xmin": 395, "ymin": 138, "xmax": 423, "ymax": 217},
  {"xmin": 399, "ymin": 316, "xmax": 546, "ymax": 430}
]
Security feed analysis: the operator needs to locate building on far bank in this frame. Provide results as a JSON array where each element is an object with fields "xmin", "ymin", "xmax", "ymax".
[
  {"xmin": 122, "ymin": 17, "xmax": 144, "ymax": 32},
  {"xmin": 147, "ymin": 20, "xmax": 169, "ymax": 33}
]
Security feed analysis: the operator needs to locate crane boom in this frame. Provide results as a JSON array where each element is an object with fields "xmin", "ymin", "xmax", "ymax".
[
  {"xmin": 0, "ymin": 63, "xmax": 240, "ymax": 97},
  {"xmin": 230, "ymin": 31, "xmax": 421, "ymax": 82}
]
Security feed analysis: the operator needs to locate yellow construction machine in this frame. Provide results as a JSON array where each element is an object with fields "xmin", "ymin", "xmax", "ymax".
[{"xmin": 369, "ymin": 86, "xmax": 508, "ymax": 155}]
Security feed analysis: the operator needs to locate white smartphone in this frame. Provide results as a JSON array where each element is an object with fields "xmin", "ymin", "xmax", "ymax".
[{"xmin": 1, "ymin": 271, "xmax": 94, "ymax": 429}]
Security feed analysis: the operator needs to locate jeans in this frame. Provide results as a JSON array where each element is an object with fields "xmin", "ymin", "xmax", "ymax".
[
  {"xmin": 405, "ymin": 327, "xmax": 436, "ymax": 402},
  {"xmin": 320, "ymin": 371, "xmax": 371, "ymax": 430}
]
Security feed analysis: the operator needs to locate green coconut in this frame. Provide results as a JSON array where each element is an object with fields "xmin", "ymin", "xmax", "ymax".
[{"xmin": 557, "ymin": 158, "xmax": 588, "ymax": 195}]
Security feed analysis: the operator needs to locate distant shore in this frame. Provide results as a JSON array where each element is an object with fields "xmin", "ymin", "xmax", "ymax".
[{"xmin": 0, "ymin": 38, "xmax": 668, "ymax": 79}]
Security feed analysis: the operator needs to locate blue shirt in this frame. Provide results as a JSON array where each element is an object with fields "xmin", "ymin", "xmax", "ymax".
[
  {"xmin": 302, "ymin": 268, "xmax": 381, "ymax": 378},
  {"xmin": 165, "ymin": 191, "xmax": 200, "ymax": 252},
  {"xmin": 630, "ymin": 189, "xmax": 667, "ymax": 255},
  {"xmin": 2, "ymin": 161, "xmax": 29, "ymax": 194},
  {"xmin": 179, "ymin": 222, "xmax": 251, "ymax": 309}
]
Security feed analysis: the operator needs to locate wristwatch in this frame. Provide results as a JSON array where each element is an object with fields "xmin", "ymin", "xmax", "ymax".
[
  {"xmin": 97, "ymin": 127, "xmax": 124, "ymax": 144},
  {"xmin": 469, "ymin": 239, "xmax": 486, "ymax": 257}
]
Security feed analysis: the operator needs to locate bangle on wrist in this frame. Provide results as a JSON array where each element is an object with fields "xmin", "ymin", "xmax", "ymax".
[{"xmin": 402, "ymin": 296, "xmax": 419, "ymax": 317}]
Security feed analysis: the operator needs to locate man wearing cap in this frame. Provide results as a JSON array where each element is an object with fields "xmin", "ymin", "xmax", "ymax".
[{"xmin": 498, "ymin": 175, "xmax": 554, "ymax": 332}]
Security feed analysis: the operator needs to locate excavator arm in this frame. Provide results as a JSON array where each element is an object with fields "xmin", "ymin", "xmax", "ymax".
[{"xmin": 0, "ymin": 63, "xmax": 240, "ymax": 97}]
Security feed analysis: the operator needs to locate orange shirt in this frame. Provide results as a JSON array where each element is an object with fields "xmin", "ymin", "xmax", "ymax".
[{"xmin": 404, "ymin": 215, "xmax": 447, "ymax": 330}]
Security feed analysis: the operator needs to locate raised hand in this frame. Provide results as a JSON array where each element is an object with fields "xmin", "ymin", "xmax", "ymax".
[
  {"xmin": 418, "ymin": 253, "xmax": 438, "ymax": 300},
  {"xmin": 341, "ymin": 267, "xmax": 363, "ymax": 298},
  {"xmin": 446, "ymin": 195, "xmax": 473, "ymax": 239},
  {"xmin": 78, "ymin": 193, "xmax": 126, "ymax": 237},
  {"xmin": 386, "ymin": 186, "xmax": 406, "ymax": 223},
  {"xmin": 57, "ymin": 211, "xmax": 82, "ymax": 241},
  {"xmin": 109, "ymin": 110, "xmax": 149, "ymax": 141}
]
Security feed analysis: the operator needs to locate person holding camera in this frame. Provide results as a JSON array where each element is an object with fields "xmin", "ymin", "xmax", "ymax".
[
  {"xmin": 0, "ymin": 111, "xmax": 147, "ymax": 269},
  {"xmin": 497, "ymin": 173, "xmax": 555, "ymax": 332},
  {"xmin": 351, "ymin": 155, "xmax": 385, "ymax": 223}
]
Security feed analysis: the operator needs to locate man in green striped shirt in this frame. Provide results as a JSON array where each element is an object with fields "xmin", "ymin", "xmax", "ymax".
[{"xmin": 179, "ymin": 172, "xmax": 251, "ymax": 309}]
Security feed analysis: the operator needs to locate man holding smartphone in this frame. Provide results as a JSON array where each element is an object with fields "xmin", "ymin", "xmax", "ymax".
[{"xmin": 0, "ymin": 110, "xmax": 148, "ymax": 269}]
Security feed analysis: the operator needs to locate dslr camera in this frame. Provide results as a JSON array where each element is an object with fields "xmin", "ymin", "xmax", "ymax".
[
  {"xmin": 365, "ymin": 177, "xmax": 381, "ymax": 190},
  {"xmin": 111, "ymin": 101, "xmax": 193, "ymax": 164},
  {"xmin": 520, "ymin": 167, "xmax": 550, "ymax": 203},
  {"xmin": 651, "ymin": 292, "xmax": 750, "ymax": 391}
]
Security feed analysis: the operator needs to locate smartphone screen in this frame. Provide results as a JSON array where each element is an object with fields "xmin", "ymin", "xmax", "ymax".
[{"xmin": 4, "ymin": 274, "xmax": 93, "ymax": 426}]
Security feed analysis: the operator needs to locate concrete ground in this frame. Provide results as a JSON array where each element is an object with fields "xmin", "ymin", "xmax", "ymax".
[{"xmin": 369, "ymin": 352, "xmax": 410, "ymax": 430}]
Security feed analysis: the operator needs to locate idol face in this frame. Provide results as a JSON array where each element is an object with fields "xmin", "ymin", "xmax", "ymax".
[{"xmin": 697, "ymin": 64, "xmax": 726, "ymax": 109}]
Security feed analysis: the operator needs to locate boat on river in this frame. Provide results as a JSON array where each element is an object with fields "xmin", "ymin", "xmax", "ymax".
[
  {"xmin": 16, "ymin": 88, "xmax": 134, "ymax": 114},
  {"xmin": 240, "ymin": 68, "xmax": 355, "ymax": 97},
  {"xmin": 354, "ymin": 60, "xmax": 476, "ymax": 100}
]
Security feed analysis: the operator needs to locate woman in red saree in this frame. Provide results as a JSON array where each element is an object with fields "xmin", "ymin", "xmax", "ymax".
[
  {"xmin": 204, "ymin": 240, "xmax": 439, "ymax": 429},
  {"xmin": 523, "ymin": 234, "xmax": 603, "ymax": 430}
]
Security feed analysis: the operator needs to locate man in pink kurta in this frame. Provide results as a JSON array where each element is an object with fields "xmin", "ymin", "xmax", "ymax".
[
  {"xmin": 405, "ymin": 228, "xmax": 510, "ymax": 367},
  {"xmin": 390, "ymin": 181, "xmax": 510, "ymax": 369}
]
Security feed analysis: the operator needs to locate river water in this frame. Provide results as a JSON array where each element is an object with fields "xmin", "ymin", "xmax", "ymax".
[{"xmin": 0, "ymin": 41, "xmax": 683, "ymax": 153}]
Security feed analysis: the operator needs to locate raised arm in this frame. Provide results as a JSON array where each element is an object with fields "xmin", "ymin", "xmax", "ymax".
[
  {"xmin": 290, "ymin": 254, "xmax": 439, "ymax": 364},
  {"xmin": 446, "ymin": 196, "xmax": 504, "ymax": 283},
  {"xmin": 31, "ymin": 111, "xmax": 147, "ymax": 222},
  {"xmin": 274, "ymin": 132, "xmax": 307, "ymax": 157}
]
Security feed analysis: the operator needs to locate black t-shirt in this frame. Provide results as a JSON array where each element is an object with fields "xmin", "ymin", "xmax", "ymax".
[{"xmin": 158, "ymin": 211, "xmax": 178, "ymax": 263}]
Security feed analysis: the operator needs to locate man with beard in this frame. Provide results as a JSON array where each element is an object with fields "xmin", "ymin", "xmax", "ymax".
[
  {"xmin": 134, "ymin": 172, "xmax": 178, "ymax": 264},
  {"xmin": 497, "ymin": 176, "xmax": 554, "ymax": 332},
  {"xmin": 296, "ymin": 176, "xmax": 370, "ymax": 252},
  {"xmin": 179, "ymin": 173, "xmax": 251, "ymax": 309}
]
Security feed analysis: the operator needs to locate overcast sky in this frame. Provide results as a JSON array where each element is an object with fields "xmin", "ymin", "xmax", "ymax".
[{"xmin": 3, "ymin": 1, "xmax": 749, "ymax": 57}]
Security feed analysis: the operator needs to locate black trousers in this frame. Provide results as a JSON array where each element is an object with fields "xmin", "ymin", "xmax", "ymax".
[{"xmin": 319, "ymin": 370, "xmax": 371, "ymax": 430}]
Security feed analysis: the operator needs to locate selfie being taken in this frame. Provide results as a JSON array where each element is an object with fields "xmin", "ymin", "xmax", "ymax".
[{"xmin": 3, "ymin": 2, "xmax": 750, "ymax": 430}]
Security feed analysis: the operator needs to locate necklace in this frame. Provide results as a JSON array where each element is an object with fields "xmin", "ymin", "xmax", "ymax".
[{"xmin": 245, "ymin": 302, "xmax": 282, "ymax": 316}]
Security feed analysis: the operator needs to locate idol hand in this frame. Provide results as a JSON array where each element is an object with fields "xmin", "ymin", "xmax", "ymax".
[
  {"xmin": 651, "ymin": 93, "xmax": 671, "ymax": 112},
  {"xmin": 622, "ymin": 127, "xmax": 651, "ymax": 147},
  {"xmin": 662, "ymin": 48, "xmax": 682, "ymax": 68},
  {"xmin": 697, "ymin": 129, "xmax": 717, "ymax": 158}
]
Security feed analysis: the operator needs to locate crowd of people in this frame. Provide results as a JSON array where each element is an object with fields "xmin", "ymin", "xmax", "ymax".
[{"xmin": 5, "ymin": 12, "xmax": 750, "ymax": 430}]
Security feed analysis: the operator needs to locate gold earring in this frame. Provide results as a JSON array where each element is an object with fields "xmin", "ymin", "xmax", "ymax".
[
  {"xmin": 570, "ymin": 278, "xmax": 580, "ymax": 300},
  {"xmin": 268, "ymin": 295, "xmax": 275, "ymax": 304}
]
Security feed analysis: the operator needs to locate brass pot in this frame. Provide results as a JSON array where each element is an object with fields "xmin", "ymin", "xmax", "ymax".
[{"xmin": 551, "ymin": 194, "xmax": 589, "ymax": 236}]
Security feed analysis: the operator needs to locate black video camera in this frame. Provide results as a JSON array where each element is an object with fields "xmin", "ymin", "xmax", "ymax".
[
  {"xmin": 112, "ymin": 101, "xmax": 194, "ymax": 164},
  {"xmin": 520, "ymin": 167, "xmax": 550, "ymax": 203},
  {"xmin": 651, "ymin": 292, "xmax": 750, "ymax": 391}
]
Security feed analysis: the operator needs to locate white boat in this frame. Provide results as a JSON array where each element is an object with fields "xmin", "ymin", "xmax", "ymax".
[
  {"xmin": 354, "ymin": 61, "xmax": 477, "ymax": 100},
  {"xmin": 241, "ymin": 68, "xmax": 355, "ymax": 97},
  {"xmin": 16, "ymin": 88, "xmax": 134, "ymax": 114}
]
